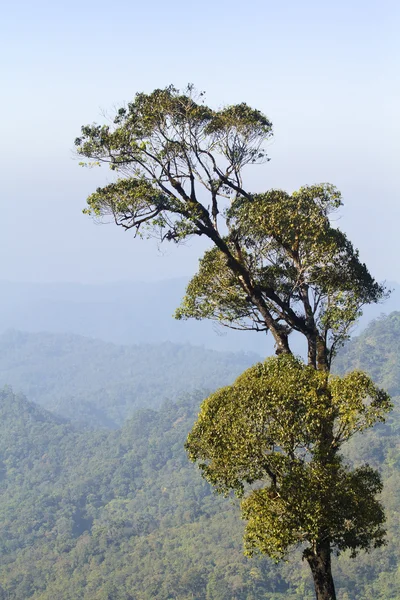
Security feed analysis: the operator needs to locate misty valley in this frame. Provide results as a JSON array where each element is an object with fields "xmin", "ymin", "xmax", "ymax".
[{"xmin": 0, "ymin": 306, "xmax": 399, "ymax": 599}]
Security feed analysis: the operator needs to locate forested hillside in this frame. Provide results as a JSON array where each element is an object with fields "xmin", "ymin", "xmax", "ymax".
[
  {"xmin": 0, "ymin": 330, "xmax": 257, "ymax": 427},
  {"xmin": 0, "ymin": 314, "xmax": 399, "ymax": 598},
  {"xmin": 334, "ymin": 312, "xmax": 400, "ymax": 394},
  {"xmin": 0, "ymin": 387, "xmax": 305, "ymax": 600}
]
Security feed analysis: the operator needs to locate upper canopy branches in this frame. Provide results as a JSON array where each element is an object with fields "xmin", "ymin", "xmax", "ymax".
[
  {"xmin": 77, "ymin": 88, "xmax": 386, "ymax": 365},
  {"xmin": 75, "ymin": 85, "xmax": 273, "ymax": 240},
  {"xmin": 177, "ymin": 184, "xmax": 386, "ymax": 362}
]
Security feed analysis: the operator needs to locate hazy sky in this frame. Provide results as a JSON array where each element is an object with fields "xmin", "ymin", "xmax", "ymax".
[{"xmin": 1, "ymin": 0, "xmax": 399, "ymax": 284}]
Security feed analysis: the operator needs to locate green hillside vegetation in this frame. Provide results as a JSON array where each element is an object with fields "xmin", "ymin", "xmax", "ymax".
[
  {"xmin": 0, "ymin": 330, "xmax": 257, "ymax": 427},
  {"xmin": 0, "ymin": 388, "xmax": 398, "ymax": 599},
  {"xmin": 334, "ymin": 312, "xmax": 400, "ymax": 395},
  {"xmin": 0, "ymin": 314, "xmax": 399, "ymax": 598},
  {"xmin": 0, "ymin": 386, "xmax": 303, "ymax": 600}
]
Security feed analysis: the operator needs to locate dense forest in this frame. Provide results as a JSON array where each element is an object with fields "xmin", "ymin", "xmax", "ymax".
[{"xmin": 0, "ymin": 314, "xmax": 399, "ymax": 598}]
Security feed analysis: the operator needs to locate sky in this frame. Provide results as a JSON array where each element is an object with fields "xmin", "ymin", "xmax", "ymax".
[{"xmin": 1, "ymin": 0, "xmax": 399, "ymax": 284}]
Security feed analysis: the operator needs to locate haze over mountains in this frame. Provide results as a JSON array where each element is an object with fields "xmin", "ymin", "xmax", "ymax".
[
  {"xmin": 1, "ymin": 279, "xmax": 399, "ymax": 356},
  {"xmin": 0, "ymin": 329, "xmax": 257, "ymax": 428}
]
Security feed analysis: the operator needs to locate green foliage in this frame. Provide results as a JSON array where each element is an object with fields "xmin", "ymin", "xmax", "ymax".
[
  {"xmin": 177, "ymin": 185, "xmax": 386, "ymax": 359},
  {"xmin": 76, "ymin": 85, "xmax": 272, "ymax": 241},
  {"xmin": 243, "ymin": 464, "xmax": 385, "ymax": 560},
  {"xmin": 175, "ymin": 246, "xmax": 253, "ymax": 329},
  {"xmin": 186, "ymin": 355, "xmax": 390, "ymax": 560},
  {"xmin": 329, "ymin": 370, "xmax": 391, "ymax": 441}
]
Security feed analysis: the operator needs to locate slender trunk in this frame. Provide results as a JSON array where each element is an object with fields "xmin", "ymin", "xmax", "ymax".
[
  {"xmin": 307, "ymin": 334, "xmax": 317, "ymax": 368},
  {"xmin": 304, "ymin": 541, "xmax": 337, "ymax": 600},
  {"xmin": 316, "ymin": 334, "xmax": 329, "ymax": 372}
]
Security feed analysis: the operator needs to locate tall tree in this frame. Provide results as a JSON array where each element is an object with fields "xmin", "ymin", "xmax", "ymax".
[{"xmin": 76, "ymin": 86, "xmax": 389, "ymax": 600}]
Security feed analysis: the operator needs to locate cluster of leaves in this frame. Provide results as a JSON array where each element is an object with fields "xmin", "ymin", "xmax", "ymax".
[
  {"xmin": 177, "ymin": 185, "xmax": 386, "ymax": 362},
  {"xmin": 187, "ymin": 355, "xmax": 391, "ymax": 560},
  {"xmin": 76, "ymin": 85, "xmax": 272, "ymax": 241}
]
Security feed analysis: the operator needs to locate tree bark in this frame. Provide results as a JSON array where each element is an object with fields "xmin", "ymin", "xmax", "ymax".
[
  {"xmin": 316, "ymin": 335, "xmax": 329, "ymax": 372},
  {"xmin": 304, "ymin": 542, "xmax": 337, "ymax": 600}
]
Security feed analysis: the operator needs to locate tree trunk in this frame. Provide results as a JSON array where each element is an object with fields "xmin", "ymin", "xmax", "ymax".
[
  {"xmin": 304, "ymin": 541, "xmax": 337, "ymax": 600},
  {"xmin": 316, "ymin": 335, "xmax": 329, "ymax": 372}
]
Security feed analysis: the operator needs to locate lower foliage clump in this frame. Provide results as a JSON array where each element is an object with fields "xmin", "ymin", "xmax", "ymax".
[{"xmin": 187, "ymin": 355, "xmax": 391, "ymax": 594}]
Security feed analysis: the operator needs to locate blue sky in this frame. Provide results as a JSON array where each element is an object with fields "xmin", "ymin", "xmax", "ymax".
[{"xmin": 1, "ymin": 0, "xmax": 399, "ymax": 283}]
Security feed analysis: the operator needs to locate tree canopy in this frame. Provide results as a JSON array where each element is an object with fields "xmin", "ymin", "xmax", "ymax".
[
  {"xmin": 186, "ymin": 355, "xmax": 390, "ymax": 561},
  {"xmin": 76, "ymin": 86, "xmax": 386, "ymax": 367},
  {"xmin": 176, "ymin": 185, "xmax": 385, "ymax": 367},
  {"xmin": 76, "ymin": 85, "xmax": 272, "ymax": 239}
]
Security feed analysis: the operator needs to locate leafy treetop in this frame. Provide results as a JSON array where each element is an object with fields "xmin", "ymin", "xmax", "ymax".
[
  {"xmin": 75, "ymin": 85, "xmax": 272, "ymax": 240},
  {"xmin": 186, "ymin": 355, "xmax": 391, "ymax": 560},
  {"xmin": 76, "ymin": 86, "xmax": 386, "ymax": 367},
  {"xmin": 176, "ymin": 185, "xmax": 386, "ymax": 367}
]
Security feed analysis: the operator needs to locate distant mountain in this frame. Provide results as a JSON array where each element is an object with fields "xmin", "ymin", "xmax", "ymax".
[
  {"xmin": 1, "ymin": 279, "xmax": 397, "ymax": 356},
  {"xmin": 0, "ymin": 330, "xmax": 258, "ymax": 427},
  {"xmin": 0, "ymin": 279, "xmax": 275, "ymax": 354}
]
